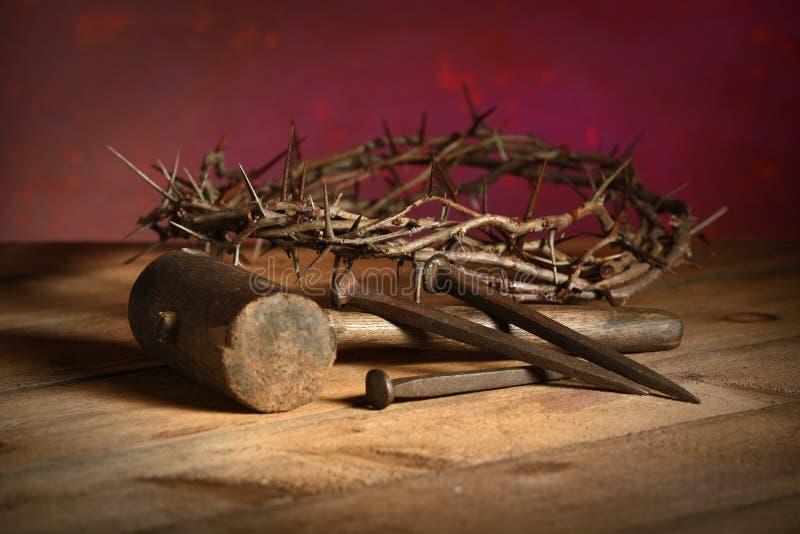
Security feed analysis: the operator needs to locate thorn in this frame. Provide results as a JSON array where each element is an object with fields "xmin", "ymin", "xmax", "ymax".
[
  {"xmin": 233, "ymin": 243, "xmax": 241, "ymax": 267},
  {"xmin": 308, "ymin": 194, "xmax": 316, "ymax": 211},
  {"xmin": 216, "ymin": 135, "xmax": 228, "ymax": 151},
  {"xmin": 461, "ymin": 83, "xmax": 477, "ymax": 120},
  {"xmin": 170, "ymin": 221, "xmax": 212, "ymax": 242},
  {"xmin": 523, "ymin": 161, "xmax": 547, "ymax": 221},
  {"xmin": 184, "ymin": 167, "xmax": 205, "ymax": 201},
  {"xmin": 249, "ymin": 135, "xmax": 306, "ymax": 178},
  {"xmin": 494, "ymin": 131, "xmax": 508, "ymax": 161},
  {"xmin": 123, "ymin": 223, "xmax": 153, "ymax": 240},
  {"xmin": 295, "ymin": 244, "xmax": 333, "ymax": 284},
  {"xmin": 468, "ymin": 193, "xmax": 480, "ymax": 211},
  {"xmin": 252, "ymin": 238, "xmax": 263, "ymax": 261},
  {"xmin": 461, "ymin": 84, "xmax": 497, "ymax": 134},
  {"xmin": 431, "ymin": 157, "xmax": 458, "ymax": 200},
  {"xmin": 482, "ymin": 175, "xmax": 488, "ymax": 215},
  {"xmin": 290, "ymin": 120, "xmax": 303, "ymax": 163},
  {"xmin": 418, "ymin": 112, "xmax": 427, "ymax": 144},
  {"xmin": 440, "ymin": 204, "xmax": 450, "ymax": 222},
  {"xmin": 323, "ymin": 179, "xmax": 334, "ymax": 239},
  {"xmin": 385, "ymin": 165, "xmax": 401, "ymax": 188},
  {"xmin": 468, "ymin": 105, "xmax": 498, "ymax": 136},
  {"xmin": 171, "ymin": 150, "xmax": 180, "ymax": 182},
  {"xmin": 282, "ymin": 123, "xmax": 296, "ymax": 201},
  {"xmin": 584, "ymin": 166, "xmax": 597, "ymax": 192},
  {"xmin": 655, "ymin": 181, "xmax": 691, "ymax": 209},
  {"xmin": 599, "ymin": 287, "xmax": 622, "ymax": 307},
  {"xmin": 298, "ymin": 163, "xmax": 307, "ymax": 201},
  {"xmin": 691, "ymin": 206, "xmax": 728, "ymax": 235},
  {"xmin": 562, "ymin": 172, "xmax": 589, "ymax": 202},
  {"xmin": 427, "ymin": 159, "xmax": 436, "ymax": 196},
  {"xmin": 621, "ymin": 131, "xmax": 645, "ymax": 158},
  {"xmin": 108, "ymin": 146, "xmax": 178, "ymax": 202},
  {"xmin": 157, "ymin": 159, "xmax": 180, "ymax": 199},
  {"xmin": 239, "ymin": 164, "xmax": 268, "ymax": 219},
  {"xmin": 347, "ymin": 215, "xmax": 362, "ymax": 235},
  {"xmin": 549, "ymin": 229, "xmax": 558, "ymax": 284},
  {"xmin": 593, "ymin": 158, "xmax": 632, "ymax": 202},
  {"xmin": 382, "ymin": 119, "xmax": 398, "ymax": 156}
]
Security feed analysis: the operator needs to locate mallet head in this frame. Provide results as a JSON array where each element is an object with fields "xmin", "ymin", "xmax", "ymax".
[{"xmin": 128, "ymin": 249, "xmax": 337, "ymax": 413}]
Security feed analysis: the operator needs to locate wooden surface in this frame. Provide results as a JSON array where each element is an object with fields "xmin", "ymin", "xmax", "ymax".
[{"xmin": 0, "ymin": 241, "xmax": 798, "ymax": 533}]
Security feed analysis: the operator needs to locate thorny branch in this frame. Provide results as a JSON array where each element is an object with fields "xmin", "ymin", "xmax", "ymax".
[{"xmin": 113, "ymin": 90, "xmax": 724, "ymax": 304}]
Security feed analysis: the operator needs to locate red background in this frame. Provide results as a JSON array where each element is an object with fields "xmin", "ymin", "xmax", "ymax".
[{"xmin": 2, "ymin": 0, "xmax": 798, "ymax": 241}]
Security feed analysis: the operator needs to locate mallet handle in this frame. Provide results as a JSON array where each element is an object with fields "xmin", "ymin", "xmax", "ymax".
[{"xmin": 328, "ymin": 305, "xmax": 681, "ymax": 354}]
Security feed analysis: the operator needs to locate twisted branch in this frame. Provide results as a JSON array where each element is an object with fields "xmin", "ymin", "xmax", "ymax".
[{"xmin": 114, "ymin": 91, "xmax": 721, "ymax": 304}]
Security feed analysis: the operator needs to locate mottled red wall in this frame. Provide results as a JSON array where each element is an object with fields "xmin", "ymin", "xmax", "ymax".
[{"xmin": 2, "ymin": 0, "xmax": 798, "ymax": 240}]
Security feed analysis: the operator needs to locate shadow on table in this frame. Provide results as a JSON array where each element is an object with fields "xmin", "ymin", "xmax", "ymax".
[{"xmin": 0, "ymin": 331, "xmax": 252, "ymax": 414}]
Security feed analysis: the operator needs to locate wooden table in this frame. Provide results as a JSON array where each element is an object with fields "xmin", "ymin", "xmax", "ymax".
[{"xmin": 1, "ymin": 242, "xmax": 798, "ymax": 532}]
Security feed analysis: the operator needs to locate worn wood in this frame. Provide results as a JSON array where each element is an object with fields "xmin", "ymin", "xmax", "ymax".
[
  {"xmin": 331, "ymin": 304, "xmax": 681, "ymax": 354},
  {"xmin": 128, "ymin": 248, "xmax": 680, "ymax": 412},
  {"xmin": 129, "ymin": 249, "xmax": 337, "ymax": 412},
  {"xmin": 0, "ymin": 241, "xmax": 798, "ymax": 533}
]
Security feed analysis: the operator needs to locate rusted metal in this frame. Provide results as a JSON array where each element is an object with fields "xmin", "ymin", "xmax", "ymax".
[
  {"xmin": 365, "ymin": 366, "xmax": 565, "ymax": 409},
  {"xmin": 332, "ymin": 269, "xmax": 649, "ymax": 396},
  {"xmin": 422, "ymin": 254, "xmax": 700, "ymax": 404},
  {"xmin": 155, "ymin": 311, "xmax": 179, "ymax": 344}
]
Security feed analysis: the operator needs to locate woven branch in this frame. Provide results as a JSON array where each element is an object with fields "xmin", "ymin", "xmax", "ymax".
[{"xmin": 115, "ymin": 93, "xmax": 721, "ymax": 304}]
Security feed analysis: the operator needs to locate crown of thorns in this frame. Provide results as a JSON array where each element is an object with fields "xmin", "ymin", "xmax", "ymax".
[{"xmin": 113, "ymin": 90, "xmax": 723, "ymax": 304}]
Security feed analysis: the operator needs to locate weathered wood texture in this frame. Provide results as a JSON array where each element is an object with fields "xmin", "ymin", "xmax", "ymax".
[
  {"xmin": 331, "ymin": 304, "xmax": 682, "ymax": 354},
  {"xmin": 128, "ymin": 249, "xmax": 337, "ymax": 412},
  {"xmin": 0, "ymin": 241, "xmax": 798, "ymax": 533}
]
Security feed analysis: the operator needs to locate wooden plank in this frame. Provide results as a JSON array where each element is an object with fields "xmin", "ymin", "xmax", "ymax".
[
  {"xmin": 0, "ymin": 385, "xmax": 791, "ymax": 532},
  {"xmin": 159, "ymin": 402, "xmax": 800, "ymax": 533},
  {"xmin": 0, "ymin": 242, "xmax": 796, "ymax": 473},
  {"xmin": 0, "ymin": 244, "xmax": 160, "ymax": 392},
  {"xmin": 2, "ymin": 396, "xmax": 796, "ymax": 532},
  {"xmin": 1, "ymin": 241, "xmax": 796, "ymax": 392},
  {"xmin": 0, "ymin": 242, "xmax": 798, "ymax": 532},
  {"xmin": 2, "ymin": 308, "xmax": 798, "ymax": 475},
  {"xmin": 2, "ymin": 257, "xmax": 798, "ymax": 474}
]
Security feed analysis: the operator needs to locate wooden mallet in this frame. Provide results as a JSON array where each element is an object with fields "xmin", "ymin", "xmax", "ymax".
[{"xmin": 128, "ymin": 249, "xmax": 682, "ymax": 412}]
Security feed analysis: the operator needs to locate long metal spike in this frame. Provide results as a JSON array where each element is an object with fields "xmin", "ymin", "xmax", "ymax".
[
  {"xmin": 422, "ymin": 255, "xmax": 699, "ymax": 403},
  {"xmin": 332, "ymin": 271, "xmax": 649, "ymax": 396},
  {"xmin": 365, "ymin": 366, "xmax": 565, "ymax": 409}
]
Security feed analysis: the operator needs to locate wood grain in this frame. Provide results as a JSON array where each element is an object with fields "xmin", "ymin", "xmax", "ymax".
[{"xmin": 0, "ymin": 241, "xmax": 798, "ymax": 532}]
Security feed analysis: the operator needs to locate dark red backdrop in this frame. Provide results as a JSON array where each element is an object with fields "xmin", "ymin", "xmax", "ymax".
[{"xmin": 2, "ymin": 0, "xmax": 798, "ymax": 240}]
